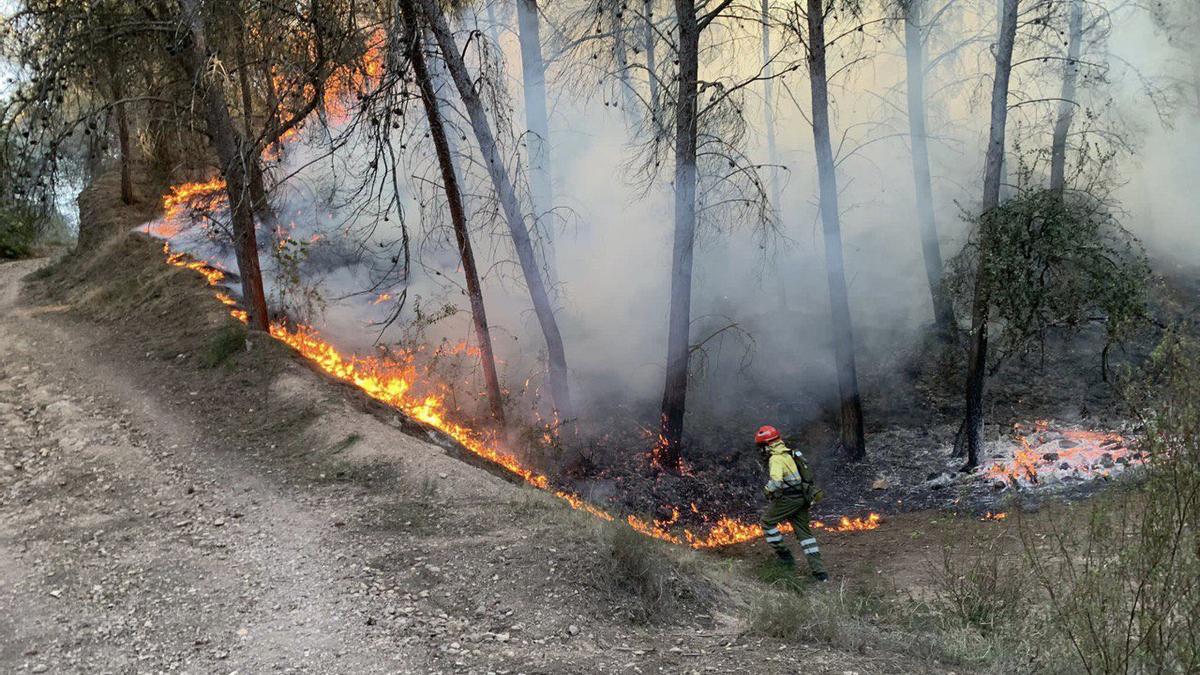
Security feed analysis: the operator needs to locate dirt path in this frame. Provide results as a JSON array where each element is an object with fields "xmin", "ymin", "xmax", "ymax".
[{"xmin": 1, "ymin": 257, "xmax": 952, "ymax": 674}]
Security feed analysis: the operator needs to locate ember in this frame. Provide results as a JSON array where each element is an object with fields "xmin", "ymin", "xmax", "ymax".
[{"xmin": 983, "ymin": 420, "xmax": 1143, "ymax": 489}]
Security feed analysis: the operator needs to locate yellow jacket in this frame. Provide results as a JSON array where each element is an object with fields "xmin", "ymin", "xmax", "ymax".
[{"xmin": 764, "ymin": 440, "xmax": 813, "ymax": 498}]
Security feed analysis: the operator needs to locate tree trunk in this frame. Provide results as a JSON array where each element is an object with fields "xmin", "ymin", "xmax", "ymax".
[
  {"xmin": 643, "ymin": 0, "xmax": 660, "ymax": 123},
  {"xmin": 904, "ymin": 0, "xmax": 956, "ymax": 339},
  {"xmin": 959, "ymin": 0, "xmax": 1019, "ymax": 470},
  {"xmin": 658, "ymin": 0, "xmax": 700, "ymax": 472},
  {"xmin": 108, "ymin": 64, "xmax": 136, "ymax": 206},
  {"xmin": 761, "ymin": 0, "xmax": 790, "ymax": 310},
  {"xmin": 401, "ymin": 5, "xmax": 506, "ymax": 428},
  {"xmin": 609, "ymin": 1, "xmax": 640, "ymax": 118},
  {"xmin": 415, "ymin": 0, "xmax": 574, "ymax": 422},
  {"xmin": 485, "ymin": 2, "xmax": 503, "ymax": 53},
  {"xmin": 233, "ymin": 13, "xmax": 271, "ymax": 221},
  {"xmin": 806, "ymin": 0, "xmax": 865, "ymax": 460},
  {"xmin": 515, "ymin": 0, "xmax": 558, "ymax": 288},
  {"xmin": 178, "ymin": 0, "xmax": 270, "ymax": 332},
  {"xmin": 1049, "ymin": 0, "xmax": 1082, "ymax": 193}
]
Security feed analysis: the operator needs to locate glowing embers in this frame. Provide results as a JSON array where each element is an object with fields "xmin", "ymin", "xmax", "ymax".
[{"xmin": 983, "ymin": 419, "xmax": 1144, "ymax": 489}]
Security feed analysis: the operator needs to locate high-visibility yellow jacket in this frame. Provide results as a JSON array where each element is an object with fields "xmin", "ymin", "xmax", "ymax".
[{"xmin": 764, "ymin": 440, "xmax": 814, "ymax": 499}]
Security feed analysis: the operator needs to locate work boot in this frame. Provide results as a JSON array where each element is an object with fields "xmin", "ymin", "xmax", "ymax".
[
  {"xmin": 812, "ymin": 572, "xmax": 829, "ymax": 583},
  {"xmin": 774, "ymin": 549, "xmax": 796, "ymax": 569}
]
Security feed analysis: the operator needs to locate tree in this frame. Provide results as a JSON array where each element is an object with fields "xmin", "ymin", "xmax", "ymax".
[
  {"xmin": 783, "ymin": 0, "xmax": 867, "ymax": 459},
  {"xmin": 514, "ymin": 0, "xmax": 559, "ymax": 286},
  {"xmin": 396, "ymin": 0, "xmax": 507, "ymax": 427},
  {"xmin": 1048, "ymin": 0, "xmax": 1083, "ymax": 193},
  {"xmin": 175, "ymin": 0, "xmax": 272, "ymax": 331},
  {"xmin": 902, "ymin": 0, "xmax": 956, "ymax": 339},
  {"xmin": 958, "ymin": 0, "xmax": 1019, "ymax": 470},
  {"xmin": 415, "ymin": 0, "xmax": 575, "ymax": 422}
]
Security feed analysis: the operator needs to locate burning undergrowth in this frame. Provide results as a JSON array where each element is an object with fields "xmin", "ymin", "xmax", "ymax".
[
  {"xmin": 146, "ymin": 182, "xmax": 1151, "ymax": 549},
  {"xmin": 147, "ymin": 189, "xmax": 886, "ymax": 547}
]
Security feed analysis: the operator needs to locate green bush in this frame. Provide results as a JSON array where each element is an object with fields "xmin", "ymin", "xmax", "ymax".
[
  {"xmin": 200, "ymin": 324, "xmax": 247, "ymax": 368},
  {"xmin": 0, "ymin": 204, "xmax": 39, "ymax": 259},
  {"xmin": 947, "ymin": 187, "xmax": 1149, "ymax": 366}
]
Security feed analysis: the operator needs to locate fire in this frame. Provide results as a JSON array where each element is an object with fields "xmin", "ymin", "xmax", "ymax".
[
  {"xmin": 164, "ymin": 241, "xmax": 887, "ymax": 546},
  {"xmin": 982, "ymin": 511, "xmax": 1007, "ymax": 521},
  {"xmin": 983, "ymin": 420, "xmax": 1141, "ymax": 488},
  {"xmin": 148, "ymin": 31, "xmax": 886, "ymax": 549},
  {"xmin": 814, "ymin": 513, "xmax": 883, "ymax": 533},
  {"xmin": 162, "ymin": 178, "xmax": 226, "ymax": 221},
  {"xmin": 160, "ymin": 237, "xmax": 883, "ymax": 549}
]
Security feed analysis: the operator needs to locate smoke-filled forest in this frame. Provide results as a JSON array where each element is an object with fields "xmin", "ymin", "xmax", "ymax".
[{"xmin": 1, "ymin": 0, "xmax": 1198, "ymax": 672}]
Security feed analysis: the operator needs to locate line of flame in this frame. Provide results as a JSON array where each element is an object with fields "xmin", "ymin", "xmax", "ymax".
[{"xmin": 159, "ymin": 240, "xmax": 881, "ymax": 548}]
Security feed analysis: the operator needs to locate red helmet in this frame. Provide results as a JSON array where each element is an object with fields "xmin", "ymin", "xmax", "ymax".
[{"xmin": 755, "ymin": 425, "xmax": 781, "ymax": 445}]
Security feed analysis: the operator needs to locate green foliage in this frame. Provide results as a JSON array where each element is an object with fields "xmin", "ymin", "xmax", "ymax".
[
  {"xmin": 948, "ymin": 188, "xmax": 1150, "ymax": 366},
  {"xmin": 0, "ymin": 202, "xmax": 42, "ymax": 259},
  {"xmin": 200, "ymin": 324, "xmax": 247, "ymax": 368},
  {"xmin": 1021, "ymin": 334, "xmax": 1200, "ymax": 672}
]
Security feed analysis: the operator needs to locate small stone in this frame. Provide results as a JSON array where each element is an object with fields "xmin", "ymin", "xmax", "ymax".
[
  {"xmin": 495, "ymin": 633, "xmax": 510, "ymax": 643},
  {"xmin": 568, "ymin": 624, "xmax": 580, "ymax": 636},
  {"xmin": 31, "ymin": 665, "xmax": 48, "ymax": 673},
  {"xmin": 1041, "ymin": 452, "xmax": 1059, "ymax": 462},
  {"xmin": 1059, "ymin": 462, "xmax": 1070, "ymax": 470}
]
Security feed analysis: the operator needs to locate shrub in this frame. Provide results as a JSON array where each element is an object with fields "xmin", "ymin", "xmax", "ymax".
[
  {"xmin": 1021, "ymin": 334, "xmax": 1200, "ymax": 673},
  {"xmin": 200, "ymin": 324, "xmax": 247, "ymax": 368},
  {"xmin": 936, "ymin": 537, "xmax": 1028, "ymax": 635},
  {"xmin": 0, "ymin": 204, "xmax": 40, "ymax": 259},
  {"xmin": 593, "ymin": 523, "xmax": 710, "ymax": 623},
  {"xmin": 946, "ymin": 187, "xmax": 1149, "ymax": 370}
]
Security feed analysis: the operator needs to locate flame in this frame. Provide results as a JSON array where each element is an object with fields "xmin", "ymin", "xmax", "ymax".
[
  {"xmin": 148, "ymin": 29, "xmax": 886, "ymax": 549},
  {"xmin": 982, "ymin": 511, "xmax": 1008, "ymax": 521},
  {"xmin": 161, "ymin": 237, "xmax": 883, "ymax": 548}
]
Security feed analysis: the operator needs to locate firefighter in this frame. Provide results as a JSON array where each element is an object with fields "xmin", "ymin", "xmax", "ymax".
[{"xmin": 756, "ymin": 425, "xmax": 828, "ymax": 581}]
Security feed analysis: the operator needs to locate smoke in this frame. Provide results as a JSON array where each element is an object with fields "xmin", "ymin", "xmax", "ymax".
[{"xmin": 149, "ymin": 0, "xmax": 1200, "ymax": 446}]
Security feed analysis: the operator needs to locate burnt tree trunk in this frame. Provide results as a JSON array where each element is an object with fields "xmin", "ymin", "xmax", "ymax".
[
  {"xmin": 178, "ymin": 0, "xmax": 270, "ymax": 332},
  {"xmin": 658, "ymin": 0, "xmax": 700, "ymax": 471},
  {"xmin": 1049, "ymin": 0, "xmax": 1082, "ymax": 193},
  {"xmin": 401, "ymin": 4, "xmax": 507, "ymax": 428},
  {"xmin": 959, "ymin": 0, "xmax": 1019, "ymax": 470},
  {"xmin": 806, "ymin": 0, "xmax": 865, "ymax": 460},
  {"xmin": 904, "ymin": 0, "xmax": 956, "ymax": 339},
  {"xmin": 415, "ymin": 0, "xmax": 574, "ymax": 422},
  {"xmin": 515, "ymin": 0, "xmax": 558, "ymax": 287}
]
